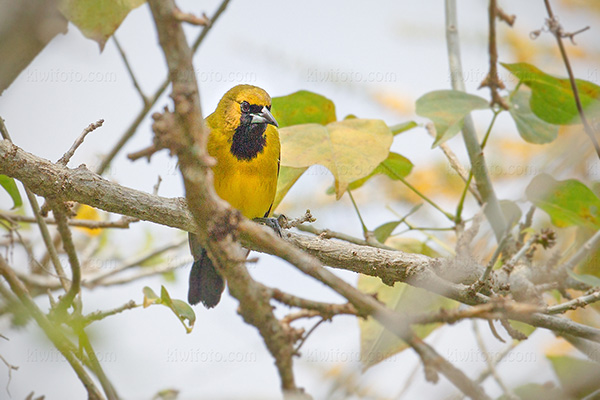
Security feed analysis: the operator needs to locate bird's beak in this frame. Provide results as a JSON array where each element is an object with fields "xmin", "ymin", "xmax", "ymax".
[{"xmin": 251, "ymin": 106, "xmax": 279, "ymax": 128}]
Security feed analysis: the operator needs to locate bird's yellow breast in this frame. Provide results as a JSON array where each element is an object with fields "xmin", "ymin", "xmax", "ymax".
[{"xmin": 207, "ymin": 121, "xmax": 280, "ymax": 219}]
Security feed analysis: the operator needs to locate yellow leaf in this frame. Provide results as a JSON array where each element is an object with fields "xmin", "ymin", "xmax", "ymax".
[
  {"xmin": 59, "ymin": 0, "xmax": 146, "ymax": 50},
  {"xmin": 280, "ymin": 119, "xmax": 393, "ymax": 199}
]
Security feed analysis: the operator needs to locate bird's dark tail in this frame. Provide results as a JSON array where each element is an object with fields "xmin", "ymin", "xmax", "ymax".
[{"xmin": 188, "ymin": 234, "xmax": 225, "ymax": 308}]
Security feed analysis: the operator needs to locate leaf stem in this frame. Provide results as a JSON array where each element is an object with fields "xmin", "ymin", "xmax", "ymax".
[{"xmin": 347, "ymin": 190, "xmax": 368, "ymax": 234}]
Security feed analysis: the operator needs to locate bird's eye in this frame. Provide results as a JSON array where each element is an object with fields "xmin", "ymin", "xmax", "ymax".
[
  {"xmin": 266, "ymin": 105, "xmax": 271, "ymax": 111},
  {"xmin": 240, "ymin": 101, "xmax": 250, "ymax": 113}
]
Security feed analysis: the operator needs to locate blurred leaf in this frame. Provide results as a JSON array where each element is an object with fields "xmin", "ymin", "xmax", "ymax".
[
  {"xmin": 548, "ymin": 355, "xmax": 600, "ymax": 398},
  {"xmin": 272, "ymin": 166, "xmax": 308, "ymax": 211},
  {"xmin": 566, "ymin": 269, "xmax": 600, "ymax": 287},
  {"xmin": 58, "ymin": 0, "xmax": 146, "ymax": 50},
  {"xmin": 143, "ymin": 286, "xmax": 158, "ymax": 307},
  {"xmin": 507, "ymin": 319, "xmax": 536, "ymax": 337},
  {"xmin": 502, "ymin": 62, "xmax": 600, "ymax": 125},
  {"xmin": 74, "ymin": 204, "xmax": 102, "ymax": 236},
  {"xmin": 152, "ymin": 389, "xmax": 179, "ymax": 400},
  {"xmin": 508, "ymin": 89, "xmax": 558, "ymax": 144},
  {"xmin": 501, "ymin": 383, "xmax": 564, "ymax": 400},
  {"xmin": 374, "ymin": 221, "xmax": 402, "ymax": 244},
  {"xmin": 415, "ymin": 90, "xmax": 489, "ymax": 147},
  {"xmin": 373, "ymin": 205, "xmax": 422, "ymax": 243},
  {"xmin": 358, "ymin": 239, "xmax": 457, "ymax": 369},
  {"xmin": 526, "ymin": 174, "xmax": 600, "ymax": 229},
  {"xmin": 271, "ymin": 90, "xmax": 336, "ymax": 128},
  {"xmin": 280, "ymin": 119, "xmax": 393, "ymax": 199},
  {"xmin": 390, "ymin": 121, "xmax": 418, "ymax": 136},
  {"xmin": 0, "ymin": 175, "xmax": 22, "ymax": 209}
]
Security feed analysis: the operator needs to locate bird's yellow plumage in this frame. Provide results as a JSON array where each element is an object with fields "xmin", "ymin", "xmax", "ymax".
[{"xmin": 188, "ymin": 85, "xmax": 280, "ymax": 308}]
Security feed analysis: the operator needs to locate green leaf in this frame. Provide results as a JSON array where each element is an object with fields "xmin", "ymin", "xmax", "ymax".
[
  {"xmin": 373, "ymin": 205, "xmax": 423, "ymax": 244},
  {"xmin": 548, "ymin": 355, "xmax": 600, "ymax": 398},
  {"xmin": 390, "ymin": 121, "xmax": 418, "ymax": 136},
  {"xmin": 526, "ymin": 174, "xmax": 600, "ymax": 229},
  {"xmin": 415, "ymin": 90, "xmax": 489, "ymax": 147},
  {"xmin": 373, "ymin": 221, "xmax": 403, "ymax": 244},
  {"xmin": 566, "ymin": 269, "xmax": 600, "ymax": 287},
  {"xmin": 58, "ymin": 0, "xmax": 146, "ymax": 50},
  {"xmin": 0, "ymin": 175, "xmax": 22, "ymax": 209},
  {"xmin": 508, "ymin": 89, "xmax": 558, "ymax": 144},
  {"xmin": 507, "ymin": 319, "xmax": 536, "ymax": 337},
  {"xmin": 142, "ymin": 286, "xmax": 195, "ymax": 333},
  {"xmin": 280, "ymin": 119, "xmax": 393, "ymax": 199},
  {"xmin": 358, "ymin": 239, "xmax": 457, "ymax": 369},
  {"xmin": 502, "ymin": 62, "xmax": 600, "ymax": 125},
  {"xmin": 271, "ymin": 90, "xmax": 336, "ymax": 128}
]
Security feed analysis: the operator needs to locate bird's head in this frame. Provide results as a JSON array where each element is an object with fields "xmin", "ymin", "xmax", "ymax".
[{"xmin": 214, "ymin": 84, "xmax": 278, "ymax": 133}]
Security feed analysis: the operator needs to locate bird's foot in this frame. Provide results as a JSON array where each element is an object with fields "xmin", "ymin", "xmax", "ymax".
[{"xmin": 253, "ymin": 217, "xmax": 283, "ymax": 237}]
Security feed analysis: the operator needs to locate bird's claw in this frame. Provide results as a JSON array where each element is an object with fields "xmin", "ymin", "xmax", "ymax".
[{"xmin": 253, "ymin": 217, "xmax": 283, "ymax": 237}]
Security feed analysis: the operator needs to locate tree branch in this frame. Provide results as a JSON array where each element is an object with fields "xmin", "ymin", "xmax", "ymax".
[
  {"xmin": 444, "ymin": 0, "xmax": 508, "ymax": 241},
  {"xmin": 1, "ymin": 140, "xmax": 600, "ymax": 345}
]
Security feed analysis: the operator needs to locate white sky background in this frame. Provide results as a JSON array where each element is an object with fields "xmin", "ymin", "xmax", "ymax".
[{"xmin": 0, "ymin": 1, "xmax": 599, "ymax": 399}]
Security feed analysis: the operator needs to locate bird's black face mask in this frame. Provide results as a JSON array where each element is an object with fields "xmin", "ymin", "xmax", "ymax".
[{"xmin": 230, "ymin": 101, "xmax": 278, "ymax": 161}]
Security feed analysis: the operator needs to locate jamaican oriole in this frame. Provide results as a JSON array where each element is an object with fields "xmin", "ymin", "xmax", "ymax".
[{"xmin": 188, "ymin": 84, "xmax": 280, "ymax": 308}]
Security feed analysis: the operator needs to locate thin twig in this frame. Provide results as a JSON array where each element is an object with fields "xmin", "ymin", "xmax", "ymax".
[
  {"xmin": 85, "ymin": 237, "xmax": 187, "ymax": 284},
  {"xmin": 547, "ymin": 290, "xmax": 600, "ymax": 314},
  {"xmin": 561, "ymin": 230, "xmax": 600, "ymax": 273},
  {"xmin": 296, "ymin": 223, "xmax": 397, "ymax": 251},
  {"xmin": 495, "ymin": 6, "xmax": 515, "ymax": 26},
  {"xmin": 502, "ymin": 234, "xmax": 538, "ymax": 274},
  {"xmin": 0, "ymin": 353, "xmax": 18, "ymax": 397},
  {"xmin": 479, "ymin": 0, "xmax": 509, "ymax": 109},
  {"xmin": 471, "ymin": 233, "xmax": 511, "ymax": 292},
  {"xmin": 425, "ymin": 122, "xmax": 482, "ymax": 203},
  {"xmin": 113, "ymin": 36, "xmax": 148, "ymax": 104},
  {"xmin": 84, "ymin": 300, "xmax": 139, "ymax": 324},
  {"xmin": 57, "ymin": 119, "xmax": 104, "ymax": 166},
  {"xmin": 77, "ymin": 329, "xmax": 119, "ymax": 400},
  {"xmin": 173, "ymin": 9, "xmax": 210, "ymax": 26},
  {"xmin": 0, "ymin": 211, "xmax": 137, "ymax": 229},
  {"xmin": 472, "ymin": 320, "xmax": 516, "ymax": 399},
  {"xmin": 543, "ymin": 0, "xmax": 600, "ymax": 159},
  {"xmin": 52, "ymin": 202, "xmax": 82, "ymax": 314}
]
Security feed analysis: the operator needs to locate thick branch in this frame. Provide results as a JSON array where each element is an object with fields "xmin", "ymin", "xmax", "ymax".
[{"xmin": 1, "ymin": 140, "xmax": 600, "ymax": 345}]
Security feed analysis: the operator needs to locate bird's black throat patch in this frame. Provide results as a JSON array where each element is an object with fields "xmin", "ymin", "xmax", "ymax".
[{"xmin": 230, "ymin": 122, "xmax": 267, "ymax": 161}]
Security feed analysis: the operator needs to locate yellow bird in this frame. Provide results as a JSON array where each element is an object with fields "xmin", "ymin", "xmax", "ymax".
[{"xmin": 188, "ymin": 84, "xmax": 280, "ymax": 308}]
